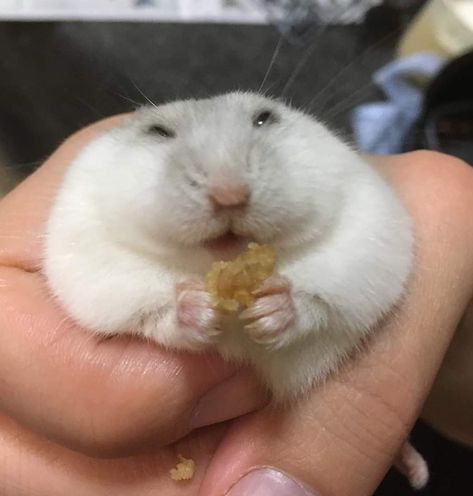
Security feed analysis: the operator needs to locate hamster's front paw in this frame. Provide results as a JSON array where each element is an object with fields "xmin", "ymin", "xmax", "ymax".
[
  {"xmin": 175, "ymin": 279, "xmax": 221, "ymax": 349},
  {"xmin": 240, "ymin": 275, "xmax": 296, "ymax": 350}
]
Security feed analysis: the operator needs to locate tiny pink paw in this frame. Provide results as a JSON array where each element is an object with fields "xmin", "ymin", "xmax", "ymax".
[
  {"xmin": 240, "ymin": 275, "xmax": 295, "ymax": 349},
  {"xmin": 175, "ymin": 279, "xmax": 221, "ymax": 348},
  {"xmin": 395, "ymin": 442, "xmax": 429, "ymax": 490}
]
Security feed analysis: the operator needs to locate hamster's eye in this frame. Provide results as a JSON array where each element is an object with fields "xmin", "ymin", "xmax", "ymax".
[
  {"xmin": 147, "ymin": 124, "xmax": 175, "ymax": 138},
  {"xmin": 253, "ymin": 110, "xmax": 274, "ymax": 128}
]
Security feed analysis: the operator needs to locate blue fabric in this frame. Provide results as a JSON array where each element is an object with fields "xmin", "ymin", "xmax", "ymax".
[{"xmin": 352, "ymin": 53, "xmax": 445, "ymax": 154}]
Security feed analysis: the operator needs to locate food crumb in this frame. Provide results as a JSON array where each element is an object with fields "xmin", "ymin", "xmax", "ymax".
[
  {"xmin": 169, "ymin": 454, "xmax": 195, "ymax": 481},
  {"xmin": 205, "ymin": 243, "xmax": 276, "ymax": 312}
]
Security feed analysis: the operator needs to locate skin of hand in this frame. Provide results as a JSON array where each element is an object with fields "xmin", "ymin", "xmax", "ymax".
[
  {"xmin": 421, "ymin": 304, "xmax": 473, "ymax": 446},
  {"xmin": 0, "ymin": 117, "xmax": 473, "ymax": 496}
]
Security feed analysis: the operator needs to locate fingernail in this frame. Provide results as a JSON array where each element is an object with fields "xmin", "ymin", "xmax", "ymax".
[
  {"xmin": 189, "ymin": 371, "xmax": 267, "ymax": 429},
  {"xmin": 226, "ymin": 468, "xmax": 318, "ymax": 496}
]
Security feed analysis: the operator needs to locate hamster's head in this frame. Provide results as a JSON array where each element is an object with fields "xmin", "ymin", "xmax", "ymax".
[{"xmin": 92, "ymin": 92, "xmax": 354, "ymax": 256}]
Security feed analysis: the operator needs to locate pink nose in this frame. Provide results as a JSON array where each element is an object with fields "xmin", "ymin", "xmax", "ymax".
[{"xmin": 208, "ymin": 180, "xmax": 250, "ymax": 209}]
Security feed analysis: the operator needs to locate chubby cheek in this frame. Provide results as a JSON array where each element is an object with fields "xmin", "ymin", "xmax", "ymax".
[
  {"xmin": 250, "ymin": 174, "xmax": 292, "ymax": 219},
  {"xmin": 102, "ymin": 183, "xmax": 163, "ymax": 236},
  {"xmin": 149, "ymin": 193, "xmax": 216, "ymax": 242}
]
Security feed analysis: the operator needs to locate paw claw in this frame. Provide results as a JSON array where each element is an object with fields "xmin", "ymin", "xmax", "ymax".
[
  {"xmin": 240, "ymin": 293, "xmax": 291, "ymax": 321},
  {"xmin": 241, "ymin": 274, "xmax": 295, "ymax": 349},
  {"xmin": 254, "ymin": 274, "xmax": 291, "ymax": 296}
]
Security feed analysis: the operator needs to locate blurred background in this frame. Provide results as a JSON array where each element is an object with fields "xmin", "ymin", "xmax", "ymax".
[
  {"xmin": 1, "ymin": 1, "xmax": 472, "ymax": 184},
  {"xmin": 0, "ymin": 1, "xmax": 472, "ymax": 494}
]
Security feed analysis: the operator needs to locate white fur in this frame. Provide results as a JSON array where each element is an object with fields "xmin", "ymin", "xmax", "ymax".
[{"xmin": 43, "ymin": 92, "xmax": 413, "ymax": 399}]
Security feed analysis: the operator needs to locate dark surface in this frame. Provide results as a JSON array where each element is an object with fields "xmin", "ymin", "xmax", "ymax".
[
  {"xmin": 0, "ymin": 17, "xmax": 471, "ymax": 495},
  {"xmin": 408, "ymin": 50, "xmax": 473, "ymax": 165},
  {"xmin": 377, "ymin": 421, "xmax": 473, "ymax": 496},
  {"xmin": 0, "ymin": 21, "xmax": 393, "ymax": 173}
]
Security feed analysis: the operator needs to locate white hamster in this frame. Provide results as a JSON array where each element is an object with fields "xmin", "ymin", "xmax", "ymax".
[
  {"xmin": 44, "ymin": 91, "xmax": 413, "ymax": 400},
  {"xmin": 44, "ymin": 92, "xmax": 429, "ymax": 488}
]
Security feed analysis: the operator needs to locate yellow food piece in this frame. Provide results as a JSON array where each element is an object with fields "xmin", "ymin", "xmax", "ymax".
[
  {"xmin": 205, "ymin": 243, "xmax": 276, "ymax": 313},
  {"xmin": 169, "ymin": 454, "xmax": 195, "ymax": 481}
]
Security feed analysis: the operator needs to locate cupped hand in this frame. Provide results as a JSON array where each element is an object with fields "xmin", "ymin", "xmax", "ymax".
[
  {"xmin": 1, "ymin": 117, "xmax": 472, "ymax": 495},
  {"xmin": 0, "ymin": 117, "xmax": 265, "ymax": 494}
]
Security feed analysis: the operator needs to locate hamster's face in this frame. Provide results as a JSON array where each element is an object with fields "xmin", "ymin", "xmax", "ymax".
[{"xmin": 96, "ymin": 92, "xmax": 349, "ymax": 253}]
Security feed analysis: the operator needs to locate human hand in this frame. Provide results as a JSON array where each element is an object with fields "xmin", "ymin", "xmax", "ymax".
[
  {"xmin": 0, "ymin": 117, "xmax": 266, "ymax": 494},
  {"xmin": 1, "ymin": 117, "xmax": 472, "ymax": 495}
]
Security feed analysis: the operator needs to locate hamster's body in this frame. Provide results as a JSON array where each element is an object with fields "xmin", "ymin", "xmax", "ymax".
[
  {"xmin": 44, "ymin": 92, "xmax": 412, "ymax": 399},
  {"xmin": 44, "ymin": 92, "xmax": 428, "ymax": 488}
]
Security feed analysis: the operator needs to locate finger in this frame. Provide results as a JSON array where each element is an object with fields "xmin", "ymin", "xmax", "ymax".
[
  {"xmin": 0, "ymin": 117, "xmax": 267, "ymax": 456},
  {"xmin": 200, "ymin": 152, "xmax": 473, "ymax": 496},
  {"xmin": 0, "ymin": 271, "xmax": 264, "ymax": 455},
  {"xmin": 0, "ymin": 410, "xmax": 225, "ymax": 496}
]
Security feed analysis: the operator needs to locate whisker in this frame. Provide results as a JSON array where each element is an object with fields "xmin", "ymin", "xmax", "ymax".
[
  {"xmin": 322, "ymin": 78, "xmax": 379, "ymax": 122},
  {"xmin": 280, "ymin": 34, "xmax": 320, "ymax": 97},
  {"xmin": 259, "ymin": 36, "xmax": 284, "ymax": 93},
  {"xmin": 258, "ymin": 79, "xmax": 280, "ymax": 99},
  {"xmin": 280, "ymin": 1, "xmax": 362, "ymax": 98},
  {"xmin": 130, "ymin": 80, "xmax": 159, "ymax": 110},
  {"xmin": 108, "ymin": 90, "xmax": 142, "ymax": 109},
  {"xmin": 73, "ymin": 96, "xmax": 107, "ymax": 119},
  {"xmin": 308, "ymin": 27, "xmax": 403, "ymax": 115}
]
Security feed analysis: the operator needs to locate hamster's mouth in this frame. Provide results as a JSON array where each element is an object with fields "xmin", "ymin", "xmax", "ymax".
[{"xmin": 203, "ymin": 231, "xmax": 249, "ymax": 255}]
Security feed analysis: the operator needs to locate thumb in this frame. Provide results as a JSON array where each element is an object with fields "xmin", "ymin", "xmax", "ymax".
[{"xmin": 199, "ymin": 153, "xmax": 473, "ymax": 496}]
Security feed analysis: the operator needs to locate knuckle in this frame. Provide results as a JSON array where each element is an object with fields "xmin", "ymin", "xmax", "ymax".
[
  {"xmin": 399, "ymin": 151, "xmax": 473, "ymax": 242},
  {"xmin": 63, "ymin": 398, "xmax": 183, "ymax": 457},
  {"xmin": 403, "ymin": 150, "xmax": 473, "ymax": 204}
]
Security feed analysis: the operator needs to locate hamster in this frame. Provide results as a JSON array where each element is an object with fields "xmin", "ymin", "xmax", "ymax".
[
  {"xmin": 44, "ymin": 91, "xmax": 413, "ymax": 399},
  {"xmin": 44, "ymin": 91, "xmax": 428, "ymax": 488}
]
